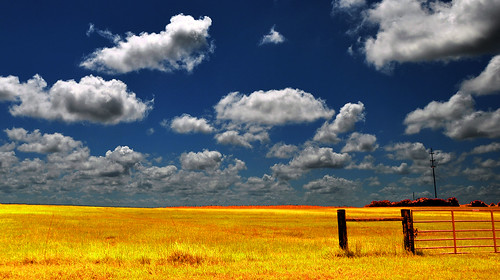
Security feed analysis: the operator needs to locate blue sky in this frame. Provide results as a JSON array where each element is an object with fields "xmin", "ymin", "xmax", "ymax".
[{"xmin": 1, "ymin": 0, "xmax": 500, "ymax": 207}]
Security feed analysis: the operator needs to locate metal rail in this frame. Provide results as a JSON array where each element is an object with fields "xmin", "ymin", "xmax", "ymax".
[{"xmin": 413, "ymin": 209, "xmax": 499, "ymax": 254}]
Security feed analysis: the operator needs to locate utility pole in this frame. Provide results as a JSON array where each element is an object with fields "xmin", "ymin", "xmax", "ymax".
[{"xmin": 430, "ymin": 148, "xmax": 437, "ymax": 198}]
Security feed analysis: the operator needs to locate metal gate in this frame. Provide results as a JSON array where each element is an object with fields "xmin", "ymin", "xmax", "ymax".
[{"xmin": 412, "ymin": 209, "xmax": 499, "ymax": 254}]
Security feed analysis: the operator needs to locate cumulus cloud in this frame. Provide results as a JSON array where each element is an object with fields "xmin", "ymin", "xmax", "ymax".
[
  {"xmin": 180, "ymin": 150, "xmax": 223, "ymax": 170},
  {"xmin": 272, "ymin": 146, "xmax": 351, "ymax": 180},
  {"xmin": 5, "ymin": 128, "xmax": 83, "ymax": 154},
  {"xmin": 470, "ymin": 142, "xmax": 500, "ymax": 154},
  {"xmin": 105, "ymin": 146, "xmax": 144, "ymax": 168},
  {"xmin": 169, "ymin": 114, "xmax": 214, "ymax": 134},
  {"xmin": 81, "ymin": 14, "xmax": 213, "ymax": 74},
  {"xmin": 259, "ymin": 25, "xmax": 285, "ymax": 46},
  {"xmin": 405, "ymin": 92, "xmax": 500, "ymax": 139},
  {"xmin": 303, "ymin": 175, "xmax": 362, "ymax": 205},
  {"xmin": 235, "ymin": 174, "xmax": 293, "ymax": 198},
  {"xmin": 332, "ymin": 0, "xmax": 366, "ymax": 14},
  {"xmin": 404, "ymin": 92, "xmax": 473, "ymax": 134},
  {"xmin": 266, "ymin": 143, "xmax": 298, "ymax": 158},
  {"xmin": 86, "ymin": 23, "xmax": 122, "ymax": 44},
  {"xmin": 289, "ymin": 146, "xmax": 351, "ymax": 169},
  {"xmin": 445, "ymin": 109, "xmax": 500, "ymax": 139},
  {"xmin": 385, "ymin": 142, "xmax": 429, "ymax": 161},
  {"xmin": 314, "ymin": 101, "xmax": 365, "ymax": 143},
  {"xmin": 0, "ymin": 143, "xmax": 18, "ymax": 172},
  {"xmin": 2, "ymin": 74, "xmax": 152, "ymax": 124},
  {"xmin": 382, "ymin": 142, "xmax": 452, "ymax": 175},
  {"xmin": 304, "ymin": 175, "xmax": 360, "ymax": 194},
  {"xmin": 347, "ymin": 154, "xmax": 411, "ymax": 174},
  {"xmin": 461, "ymin": 55, "xmax": 500, "ymax": 95},
  {"xmin": 214, "ymin": 130, "xmax": 269, "ymax": 149},
  {"xmin": 215, "ymin": 88, "xmax": 334, "ymax": 126},
  {"xmin": 0, "ymin": 76, "xmax": 23, "ymax": 101},
  {"xmin": 341, "ymin": 132, "xmax": 378, "ymax": 152},
  {"xmin": 214, "ymin": 131, "xmax": 252, "ymax": 148},
  {"xmin": 362, "ymin": 0, "xmax": 500, "ymax": 69}
]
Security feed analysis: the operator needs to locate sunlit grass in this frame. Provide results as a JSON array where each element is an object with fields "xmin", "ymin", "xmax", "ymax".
[{"xmin": 0, "ymin": 204, "xmax": 498, "ymax": 279}]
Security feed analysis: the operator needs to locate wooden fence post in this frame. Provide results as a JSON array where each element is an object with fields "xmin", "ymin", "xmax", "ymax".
[
  {"xmin": 401, "ymin": 209, "xmax": 415, "ymax": 254},
  {"xmin": 337, "ymin": 209, "xmax": 348, "ymax": 251}
]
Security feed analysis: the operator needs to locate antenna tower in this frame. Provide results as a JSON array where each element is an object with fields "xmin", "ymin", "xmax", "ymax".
[{"xmin": 430, "ymin": 148, "xmax": 437, "ymax": 198}]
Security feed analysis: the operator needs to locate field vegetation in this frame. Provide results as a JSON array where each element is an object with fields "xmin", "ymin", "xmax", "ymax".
[{"xmin": 0, "ymin": 204, "xmax": 498, "ymax": 279}]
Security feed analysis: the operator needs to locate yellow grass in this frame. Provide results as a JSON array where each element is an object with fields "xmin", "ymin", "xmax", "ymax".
[{"xmin": 0, "ymin": 204, "xmax": 498, "ymax": 279}]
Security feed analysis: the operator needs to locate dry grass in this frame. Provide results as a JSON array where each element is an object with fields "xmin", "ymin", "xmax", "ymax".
[{"xmin": 0, "ymin": 204, "xmax": 498, "ymax": 279}]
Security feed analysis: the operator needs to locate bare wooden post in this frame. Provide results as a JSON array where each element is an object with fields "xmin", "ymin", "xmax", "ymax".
[
  {"xmin": 401, "ymin": 209, "xmax": 415, "ymax": 254},
  {"xmin": 337, "ymin": 209, "xmax": 348, "ymax": 251}
]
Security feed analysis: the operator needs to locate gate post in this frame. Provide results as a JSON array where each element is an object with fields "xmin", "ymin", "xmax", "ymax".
[
  {"xmin": 401, "ymin": 209, "xmax": 415, "ymax": 254},
  {"xmin": 337, "ymin": 209, "xmax": 348, "ymax": 251}
]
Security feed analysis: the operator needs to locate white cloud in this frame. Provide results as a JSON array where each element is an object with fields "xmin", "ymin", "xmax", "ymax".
[
  {"xmin": 347, "ymin": 154, "xmax": 411, "ymax": 174},
  {"xmin": 140, "ymin": 165, "xmax": 177, "ymax": 180},
  {"xmin": 0, "ymin": 75, "xmax": 23, "ymax": 101},
  {"xmin": 445, "ymin": 108, "xmax": 500, "ymax": 139},
  {"xmin": 169, "ymin": 114, "xmax": 214, "ymax": 134},
  {"xmin": 461, "ymin": 55, "xmax": 500, "ymax": 95},
  {"xmin": 304, "ymin": 175, "xmax": 360, "ymax": 194},
  {"xmin": 215, "ymin": 131, "xmax": 251, "ymax": 148},
  {"xmin": 80, "ymin": 14, "xmax": 213, "ymax": 74},
  {"xmin": 341, "ymin": 132, "xmax": 378, "ymax": 152},
  {"xmin": 272, "ymin": 146, "xmax": 351, "ymax": 180},
  {"xmin": 180, "ymin": 150, "xmax": 223, "ymax": 170},
  {"xmin": 363, "ymin": 0, "xmax": 500, "ymax": 69},
  {"xmin": 405, "ymin": 92, "xmax": 500, "ymax": 139},
  {"xmin": 234, "ymin": 174, "xmax": 293, "ymax": 197},
  {"xmin": 5, "ymin": 128, "xmax": 83, "ymax": 154},
  {"xmin": 105, "ymin": 146, "xmax": 144, "ymax": 168},
  {"xmin": 314, "ymin": 101, "xmax": 365, "ymax": 143},
  {"xmin": 0, "ymin": 143, "xmax": 18, "ymax": 172},
  {"xmin": 214, "ymin": 130, "xmax": 269, "ymax": 149},
  {"xmin": 290, "ymin": 146, "xmax": 351, "ymax": 169},
  {"xmin": 404, "ymin": 92, "xmax": 474, "ymax": 134},
  {"xmin": 215, "ymin": 88, "xmax": 334, "ymax": 126},
  {"xmin": 266, "ymin": 143, "xmax": 298, "ymax": 158},
  {"xmin": 303, "ymin": 175, "xmax": 362, "ymax": 205},
  {"xmin": 470, "ymin": 142, "xmax": 500, "ymax": 154},
  {"xmin": 4, "ymin": 75, "xmax": 152, "ymax": 124},
  {"xmin": 86, "ymin": 23, "xmax": 122, "ymax": 44},
  {"xmin": 332, "ymin": 0, "xmax": 366, "ymax": 13},
  {"xmin": 259, "ymin": 25, "xmax": 285, "ymax": 46},
  {"xmin": 385, "ymin": 142, "xmax": 428, "ymax": 161}
]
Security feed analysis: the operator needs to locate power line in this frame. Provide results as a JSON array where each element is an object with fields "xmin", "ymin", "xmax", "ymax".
[{"xmin": 430, "ymin": 148, "xmax": 437, "ymax": 198}]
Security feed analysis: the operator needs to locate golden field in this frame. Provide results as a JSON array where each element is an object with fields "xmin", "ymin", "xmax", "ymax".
[{"xmin": 0, "ymin": 204, "xmax": 498, "ymax": 279}]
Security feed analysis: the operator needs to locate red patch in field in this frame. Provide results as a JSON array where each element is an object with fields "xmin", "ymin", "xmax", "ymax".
[{"xmin": 166, "ymin": 205, "xmax": 337, "ymax": 209}]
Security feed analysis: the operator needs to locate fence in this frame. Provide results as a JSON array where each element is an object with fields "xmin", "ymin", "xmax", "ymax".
[
  {"xmin": 337, "ymin": 208, "xmax": 500, "ymax": 254},
  {"xmin": 337, "ymin": 209, "xmax": 415, "ymax": 253},
  {"xmin": 412, "ymin": 209, "xmax": 500, "ymax": 254}
]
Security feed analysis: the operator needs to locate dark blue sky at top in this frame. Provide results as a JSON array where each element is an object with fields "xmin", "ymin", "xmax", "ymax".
[{"xmin": 1, "ymin": 0, "xmax": 499, "ymax": 207}]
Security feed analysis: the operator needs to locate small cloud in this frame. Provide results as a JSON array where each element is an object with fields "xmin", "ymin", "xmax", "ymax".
[
  {"xmin": 470, "ymin": 142, "xmax": 500, "ymax": 154},
  {"xmin": 169, "ymin": 114, "xmax": 214, "ymax": 134},
  {"xmin": 2, "ymin": 74, "xmax": 152, "ymax": 125},
  {"xmin": 342, "ymin": 132, "xmax": 378, "ymax": 153},
  {"xmin": 180, "ymin": 150, "xmax": 223, "ymax": 171},
  {"xmin": 215, "ymin": 88, "xmax": 334, "ymax": 126},
  {"xmin": 314, "ymin": 102, "xmax": 365, "ymax": 143},
  {"xmin": 461, "ymin": 55, "xmax": 500, "ymax": 96},
  {"xmin": 259, "ymin": 25, "xmax": 285, "ymax": 46},
  {"xmin": 85, "ymin": 23, "xmax": 122, "ymax": 44},
  {"xmin": 146, "ymin": 128, "xmax": 155, "ymax": 135},
  {"xmin": 332, "ymin": 0, "xmax": 366, "ymax": 14},
  {"xmin": 81, "ymin": 14, "xmax": 214, "ymax": 74},
  {"xmin": 266, "ymin": 143, "xmax": 298, "ymax": 159}
]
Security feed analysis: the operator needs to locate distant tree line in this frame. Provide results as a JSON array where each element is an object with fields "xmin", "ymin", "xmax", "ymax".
[{"xmin": 365, "ymin": 197, "xmax": 499, "ymax": 207}]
